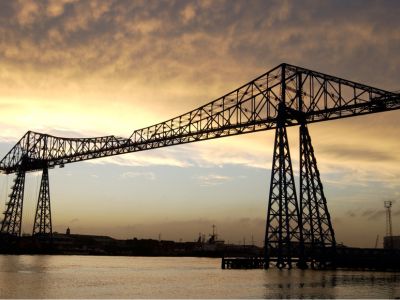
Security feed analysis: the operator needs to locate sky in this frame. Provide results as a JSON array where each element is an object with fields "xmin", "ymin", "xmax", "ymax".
[{"xmin": 0, "ymin": 0, "xmax": 399, "ymax": 247}]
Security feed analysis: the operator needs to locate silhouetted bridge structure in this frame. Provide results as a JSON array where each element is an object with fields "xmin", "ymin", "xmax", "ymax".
[
  {"xmin": 223, "ymin": 247, "xmax": 400, "ymax": 270},
  {"xmin": 1, "ymin": 63, "xmax": 399, "ymax": 269}
]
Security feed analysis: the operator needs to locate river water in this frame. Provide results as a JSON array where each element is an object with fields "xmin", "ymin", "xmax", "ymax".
[{"xmin": 0, "ymin": 255, "xmax": 399, "ymax": 298}]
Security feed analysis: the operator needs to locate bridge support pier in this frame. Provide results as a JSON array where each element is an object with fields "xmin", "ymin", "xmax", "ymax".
[
  {"xmin": 32, "ymin": 167, "xmax": 52, "ymax": 236},
  {"xmin": 264, "ymin": 117, "xmax": 336, "ymax": 269},
  {"xmin": 299, "ymin": 124, "xmax": 336, "ymax": 268},
  {"xmin": 264, "ymin": 118, "xmax": 304, "ymax": 269},
  {"xmin": 0, "ymin": 169, "xmax": 26, "ymax": 236}
]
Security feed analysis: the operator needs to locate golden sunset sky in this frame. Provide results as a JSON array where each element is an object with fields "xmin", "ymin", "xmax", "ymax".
[{"xmin": 0, "ymin": 0, "xmax": 399, "ymax": 247}]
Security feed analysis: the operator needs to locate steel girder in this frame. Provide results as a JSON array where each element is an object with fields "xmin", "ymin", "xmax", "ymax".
[
  {"xmin": 32, "ymin": 167, "xmax": 52, "ymax": 236},
  {"xmin": 0, "ymin": 63, "xmax": 399, "ymax": 174}
]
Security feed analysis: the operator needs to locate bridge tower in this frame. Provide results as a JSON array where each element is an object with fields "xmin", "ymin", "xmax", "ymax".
[
  {"xmin": 32, "ymin": 167, "xmax": 52, "ymax": 236},
  {"xmin": 264, "ymin": 65, "xmax": 305, "ymax": 269},
  {"xmin": 0, "ymin": 169, "xmax": 26, "ymax": 236},
  {"xmin": 264, "ymin": 121, "xmax": 336, "ymax": 269},
  {"xmin": 265, "ymin": 64, "xmax": 336, "ymax": 269},
  {"xmin": 264, "ymin": 103, "xmax": 304, "ymax": 269},
  {"xmin": 299, "ymin": 124, "xmax": 336, "ymax": 268}
]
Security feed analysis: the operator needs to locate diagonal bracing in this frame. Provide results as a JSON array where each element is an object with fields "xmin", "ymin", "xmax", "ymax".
[
  {"xmin": 264, "ymin": 101, "xmax": 305, "ymax": 269},
  {"xmin": 0, "ymin": 169, "xmax": 26, "ymax": 236},
  {"xmin": 300, "ymin": 124, "xmax": 336, "ymax": 268},
  {"xmin": 32, "ymin": 167, "xmax": 52, "ymax": 236}
]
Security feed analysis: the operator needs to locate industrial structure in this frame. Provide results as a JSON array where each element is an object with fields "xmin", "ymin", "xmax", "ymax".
[
  {"xmin": 0, "ymin": 63, "xmax": 399, "ymax": 269},
  {"xmin": 384, "ymin": 201, "xmax": 393, "ymax": 248},
  {"xmin": 384, "ymin": 236, "xmax": 400, "ymax": 249},
  {"xmin": 384, "ymin": 201, "xmax": 399, "ymax": 249}
]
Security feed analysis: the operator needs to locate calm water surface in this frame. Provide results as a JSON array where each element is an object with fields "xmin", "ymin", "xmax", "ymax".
[{"xmin": 0, "ymin": 255, "xmax": 399, "ymax": 298}]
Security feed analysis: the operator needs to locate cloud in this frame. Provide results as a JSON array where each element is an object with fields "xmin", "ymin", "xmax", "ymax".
[
  {"xmin": 15, "ymin": 0, "xmax": 40, "ymax": 26},
  {"xmin": 82, "ymin": 132, "xmax": 273, "ymax": 169},
  {"xmin": 346, "ymin": 210, "xmax": 357, "ymax": 218},
  {"xmin": 194, "ymin": 174, "xmax": 233, "ymax": 186},
  {"xmin": 2, "ymin": 0, "xmax": 399, "ymax": 90},
  {"xmin": 319, "ymin": 144, "xmax": 395, "ymax": 162},
  {"xmin": 180, "ymin": 3, "xmax": 196, "ymax": 24},
  {"xmin": 360, "ymin": 208, "xmax": 390, "ymax": 221},
  {"xmin": 89, "ymin": 151, "xmax": 193, "ymax": 168},
  {"xmin": 187, "ymin": 138, "xmax": 271, "ymax": 169},
  {"xmin": 367, "ymin": 211, "xmax": 386, "ymax": 221},
  {"xmin": 362, "ymin": 209, "xmax": 375, "ymax": 217},
  {"xmin": 120, "ymin": 171, "xmax": 156, "ymax": 181},
  {"xmin": 323, "ymin": 166, "xmax": 400, "ymax": 189}
]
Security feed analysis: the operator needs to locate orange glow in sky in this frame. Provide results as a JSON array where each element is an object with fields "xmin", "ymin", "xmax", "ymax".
[{"xmin": 0, "ymin": 0, "xmax": 399, "ymax": 247}]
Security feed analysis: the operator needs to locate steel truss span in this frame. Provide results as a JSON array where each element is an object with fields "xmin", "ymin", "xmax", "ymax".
[
  {"xmin": 0, "ymin": 63, "xmax": 399, "ymax": 269},
  {"xmin": 1, "ymin": 63, "xmax": 399, "ymax": 174}
]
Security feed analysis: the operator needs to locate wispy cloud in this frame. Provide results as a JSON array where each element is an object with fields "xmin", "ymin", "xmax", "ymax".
[
  {"xmin": 89, "ymin": 151, "xmax": 193, "ymax": 168},
  {"xmin": 120, "ymin": 171, "xmax": 156, "ymax": 181},
  {"xmin": 194, "ymin": 174, "xmax": 233, "ymax": 186},
  {"xmin": 346, "ymin": 210, "xmax": 357, "ymax": 218},
  {"xmin": 69, "ymin": 218, "xmax": 80, "ymax": 224},
  {"xmin": 367, "ymin": 210, "xmax": 386, "ymax": 221},
  {"xmin": 320, "ymin": 144, "xmax": 395, "ymax": 162}
]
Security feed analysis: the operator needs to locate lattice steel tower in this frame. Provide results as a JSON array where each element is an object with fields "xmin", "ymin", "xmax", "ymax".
[
  {"xmin": 385, "ymin": 201, "xmax": 393, "ymax": 237},
  {"xmin": 0, "ymin": 169, "xmax": 26, "ymax": 236},
  {"xmin": 384, "ymin": 201, "xmax": 393, "ymax": 249},
  {"xmin": 32, "ymin": 167, "xmax": 52, "ymax": 236},
  {"xmin": 299, "ymin": 124, "xmax": 336, "ymax": 268},
  {"xmin": 264, "ymin": 103, "xmax": 304, "ymax": 269}
]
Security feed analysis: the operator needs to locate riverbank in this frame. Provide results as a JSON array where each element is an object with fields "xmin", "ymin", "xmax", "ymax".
[{"xmin": 0, "ymin": 232, "xmax": 262, "ymax": 257}]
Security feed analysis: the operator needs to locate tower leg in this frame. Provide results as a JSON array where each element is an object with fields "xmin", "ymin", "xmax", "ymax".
[
  {"xmin": 0, "ymin": 170, "xmax": 26, "ymax": 236},
  {"xmin": 265, "ymin": 120, "xmax": 304, "ymax": 269},
  {"xmin": 33, "ymin": 167, "xmax": 52, "ymax": 236},
  {"xmin": 299, "ymin": 124, "xmax": 336, "ymax": 268}
]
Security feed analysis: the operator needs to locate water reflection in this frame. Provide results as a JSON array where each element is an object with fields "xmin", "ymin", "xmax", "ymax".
[
  {"xmin": 0, "ymin": 255, "xmax": 50, "ymax": 298},
  {"xmin": 263, "ymin": 269, "xmax": 400, "ymax": 299},
  {"xmin": 0, "ymin": 255, "xmax": 399, "ymax": 298},
  {"xmin": 263, "ymin": 269, "xmax": 335, "ymax": 298}
]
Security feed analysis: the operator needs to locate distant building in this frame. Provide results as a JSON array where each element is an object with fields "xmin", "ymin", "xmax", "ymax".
[{"xmin": 383, "ymin": 236, "xmax": 400, "ymax": 249}]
